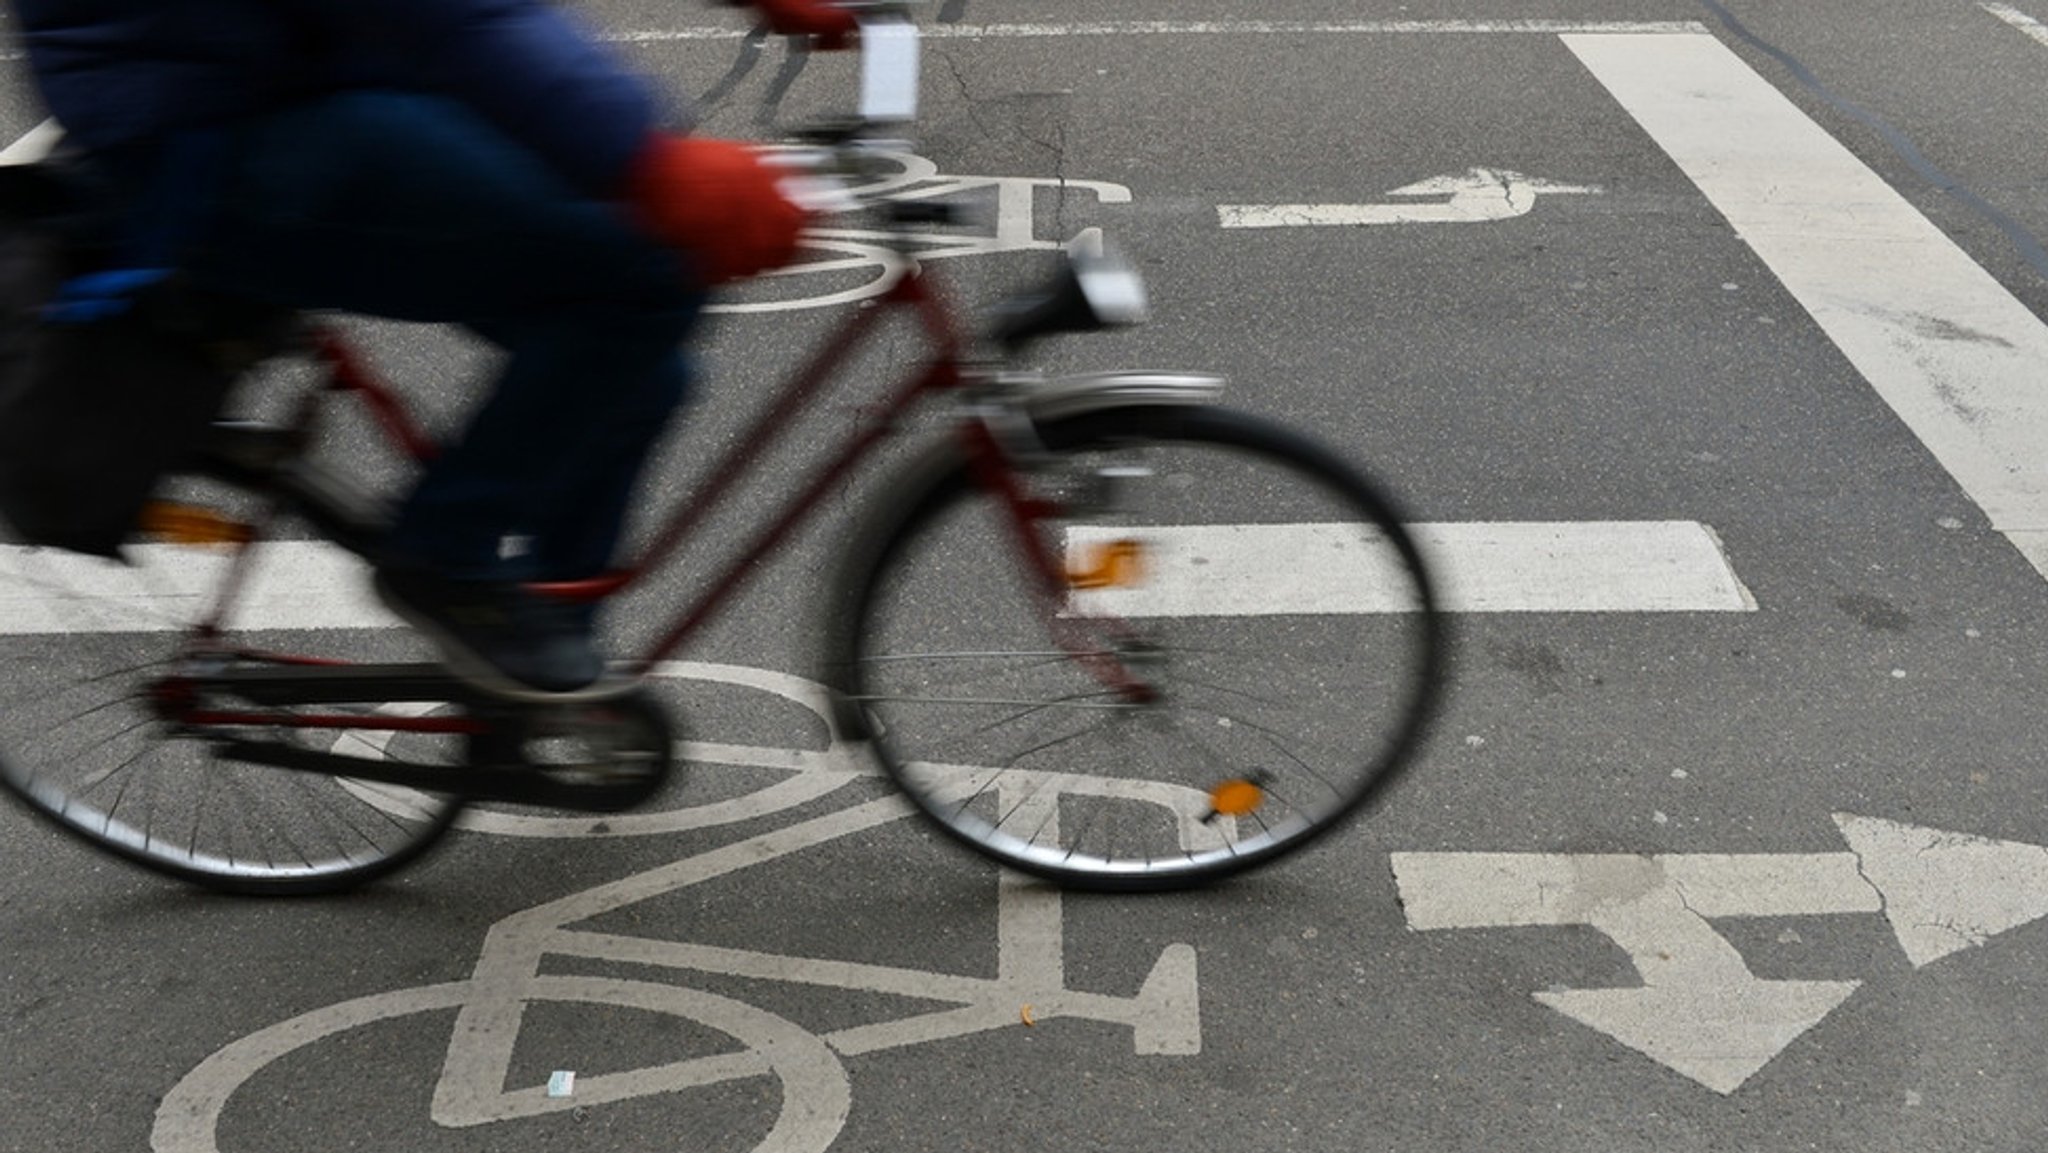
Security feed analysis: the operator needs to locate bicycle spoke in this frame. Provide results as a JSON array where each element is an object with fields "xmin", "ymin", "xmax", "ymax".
[
  {"xmin": 840, "ymin": 405, "xmax": 1443, "ymax": 889},
  {"xmin": 0, "ymin": 631, "xmax": 467, "ymax": 892}
]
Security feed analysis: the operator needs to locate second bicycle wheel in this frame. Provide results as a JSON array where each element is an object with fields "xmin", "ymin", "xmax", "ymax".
[
  {"xmin": 0, "ymin": 518, "xmax": 467, "ymax": 896},
  {"xmin": 835, "ymin": 404, "xmax": 1444, "ymax": 891}
]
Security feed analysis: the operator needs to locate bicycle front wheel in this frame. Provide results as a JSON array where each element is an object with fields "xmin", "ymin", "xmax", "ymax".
[
  {"xmin": 0, "ymin": 538, "xmax": 466, "ymax": 895},
  {"xmin": 835, "ymin": 404, "xmax": 1445, "ymax": 891}
]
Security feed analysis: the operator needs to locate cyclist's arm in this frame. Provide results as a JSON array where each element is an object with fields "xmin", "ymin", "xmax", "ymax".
[
  {"xmin": 285, "ymin": 0, "xmax": 815, "ymax": 282},
  {"xmin": 280, "ymin": 0, "xmax": 666, "ymax": 196}
]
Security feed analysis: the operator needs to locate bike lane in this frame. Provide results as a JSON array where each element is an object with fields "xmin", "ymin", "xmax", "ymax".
[{"xmin": 8, "ymin": 6, "xmax": 2048, "ymax": 1153}]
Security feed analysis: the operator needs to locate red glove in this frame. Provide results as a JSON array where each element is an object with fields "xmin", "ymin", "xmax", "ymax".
[
  {"xmin": 626, "ymin": 134, "xmax": 808, "ymax": 285},
  {"xmin": 748, "ymin": 0, "xmax": 857, "ymax": 48}
]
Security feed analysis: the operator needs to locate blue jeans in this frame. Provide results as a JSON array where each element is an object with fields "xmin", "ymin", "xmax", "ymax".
[{"xmin": 175, "ymin": 91, "xmax": 704, "ymax": 581}]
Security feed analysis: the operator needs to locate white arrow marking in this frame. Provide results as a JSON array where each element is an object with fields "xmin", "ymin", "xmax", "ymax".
[
  {"xmin": 1533, "ymin": 877, "xmax": 1860, "ymax": 1096},
  {"xmin": 1395, "ymin": 850, "xmax": 1872, "ymax": 1093},
  {"xmin": 1834, "ymin": 813, "xmax": 2048, "ymax": 968},
  {"xmin": 1392, "ymin": 814, "xmax": 2048, "ymax": 1093},
  {"xmin": 1217, "ymin": 168, "xmax": 1601, "ymax": 228}
]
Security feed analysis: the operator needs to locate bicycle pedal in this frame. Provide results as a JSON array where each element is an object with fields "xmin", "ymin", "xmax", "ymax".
[
  {"xmin": 186, "ymin": 661, "xmax": 483, "ymax": 707},
  {"xmin": 464, "ymin": 687, "xmax": 678, "ymax": 813}
]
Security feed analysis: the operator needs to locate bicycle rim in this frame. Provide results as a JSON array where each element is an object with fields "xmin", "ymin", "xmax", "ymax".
[
  {"xmin": 838, "ymin": 405, "xmax": 1445, "ymax": 890},
  {"xmin": 0, "ymin": 538, "xmax": 465, "ymax": 895}
]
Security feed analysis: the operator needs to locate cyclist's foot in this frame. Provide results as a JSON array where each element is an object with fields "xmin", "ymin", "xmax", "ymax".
[{"xmin": 373, "ymin": 564, "xmax": 612, "ymax": 699}]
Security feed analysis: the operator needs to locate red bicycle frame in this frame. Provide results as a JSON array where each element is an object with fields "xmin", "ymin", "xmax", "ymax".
[
  {"xmin": 293, "ymin": 261, "xmax": 1050, "ymax": 672},
  {"xmin": 167, "ymin": 244, "xmax": 1160, "ymax": 746}
]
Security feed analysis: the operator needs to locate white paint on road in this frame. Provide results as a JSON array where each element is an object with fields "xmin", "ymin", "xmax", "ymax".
[
  {"xmin": 0, "ymin": 520, "xmax": 1754, "ymax": 636},
  {"xmin": 0, "ymin": 542, "xmax": 394, "ymax": 633},
  {"xmin": 601, "ymin": 20, "xmax": 1712, "ymax": 44},
  {"xmin": 1393, "ymin": 814, "xmax": 2048, "ymax": 1093},
  {"xmin": 1982, "ymin": 2, "xmax": 2048, "ymax": 48},
  {"xmin": 0, "ymin": 118, "xmax": 61, "ymax": 164},
  {"xmin": 1219, "ymin": 168, "xmax": 1601, "ymax": 228},
  {"xmin": 1568, "ymin": 32, "xmax": 2048, "ymax": 582},
  {"xmin": 1835, "ymin": 812, "xmax": 2048, "ymax": 967},
  {"xmin": 1071, "ymin": 520, "xmax": 1754, "ymax": 615}
]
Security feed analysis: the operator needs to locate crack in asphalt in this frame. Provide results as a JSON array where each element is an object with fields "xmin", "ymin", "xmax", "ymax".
[{"xmin": 1696, "ymin": 0, "xmax": 2048, "ymax": 284}]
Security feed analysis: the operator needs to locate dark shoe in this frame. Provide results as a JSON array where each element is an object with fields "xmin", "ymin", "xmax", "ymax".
[{"xmin": 373, "ymin": 564, "xmax": 608, "ymax": 699}]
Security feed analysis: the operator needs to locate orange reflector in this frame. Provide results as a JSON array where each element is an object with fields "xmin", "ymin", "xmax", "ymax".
[
  {"xmin": 1067, "ymin": 538, "xmax": 1145, "ymax": 590},
  {"xmin": 138, "ymin": 501, "xmax": 255, "ymax": 546},
  {"xmin": 1207, "ymin": 777, "xmax": 1266, "ymax": 818}
]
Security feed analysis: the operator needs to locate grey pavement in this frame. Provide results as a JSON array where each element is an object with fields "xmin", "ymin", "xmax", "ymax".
[{"xmin": 7, "ymin": 2, "xmax": 2048, "ymax": 1151}]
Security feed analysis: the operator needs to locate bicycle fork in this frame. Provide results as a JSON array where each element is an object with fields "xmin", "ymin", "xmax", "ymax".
[{"xmin": 962, "ymin": 419, "xmax": 1163, "ymax": 706}]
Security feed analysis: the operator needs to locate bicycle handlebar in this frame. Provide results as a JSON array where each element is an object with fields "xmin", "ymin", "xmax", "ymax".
[
  {"xmin": 768, "ymin": 8, "xmax": 921, "ymax": 213},
  {"xmin": 778, "ymin": 6, "xmax": 1151, "ymax": 344}
]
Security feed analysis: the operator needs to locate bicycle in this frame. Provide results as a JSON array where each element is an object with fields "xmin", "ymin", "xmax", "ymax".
[{"xmin": 0, "ymin": 9, "xmax": 1446, "ymax": 895}]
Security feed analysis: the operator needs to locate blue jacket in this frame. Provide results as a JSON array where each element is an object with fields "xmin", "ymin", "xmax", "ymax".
[{"xmin": 14, "ymin": 0, "xmax": 668, "ymax": 196}]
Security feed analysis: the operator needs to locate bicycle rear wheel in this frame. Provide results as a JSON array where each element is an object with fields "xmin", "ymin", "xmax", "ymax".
[
  {"xmin": 0, "ymin": 533, "xmax": 466, "ymax": 895},
  {"xmin": 835, "ymin": 404, "xmax": 1444, "ymax": 891}
]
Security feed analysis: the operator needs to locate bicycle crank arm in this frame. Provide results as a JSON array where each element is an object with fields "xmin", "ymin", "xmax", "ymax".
[
  {"xmin": 213, "ymin": 736, "xmax": 483, "ymax": 794},
  {"xmin": 212, "ymin": 736, "xmax": 671, "ymax": 813},
  {"xmin": 190, "ymin": 662, "xmax": 489, "ymax": 707}
]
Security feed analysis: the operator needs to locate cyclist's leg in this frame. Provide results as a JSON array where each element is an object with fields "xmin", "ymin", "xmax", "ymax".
[
  {"xmin": 194, "ymin": 90, "xmax": 704, "ymax": 571},
  {"xmin": 186, "ymin": 90, "xmax": 705, "ymax": 688},
  {"xmin": 466, "ymin": 326, "xmax": 694, "ymax": 589},
  {"xmin": 397, "ymin": 308, "xmax": 694, "ymax": 582}
]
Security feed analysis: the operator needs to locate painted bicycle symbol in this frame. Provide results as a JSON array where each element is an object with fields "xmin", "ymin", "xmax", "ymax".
[
  {"xmin": 152, "ymin": 662, "xmax": 1203, "ymax": 1153},
  {"xmin": 712, "ymin": 150, "xmax": 1134, "ymax": 313}
]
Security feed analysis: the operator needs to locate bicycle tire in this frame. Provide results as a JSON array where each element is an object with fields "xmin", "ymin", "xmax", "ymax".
[
  {"xmin": 833, "ymin": 404, "xmax": 1445, "ymax": 891},
  {"xmin": 0, "ymin": 537, "xmax": 466, "ymax": 895}
]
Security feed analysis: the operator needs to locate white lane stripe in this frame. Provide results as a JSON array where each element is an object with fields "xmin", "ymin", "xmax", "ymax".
[
  {"xmin": 1568, "ymin": 33, "xmax": 2048, "ymax": 580},
  {"xmin": 1418, "ymin": 521, "xmax": 1754, "ymax": 612},
  {"xmin": 0, "ymin": 543, "xmax": 394, "ymax": 633},
  {"xmin": 1982, "ymin": 2, "xmax": 2048, "ymax": 47},
  {"xmin": 1069, "ymin": 520, "xmax": 1753, "ymax": 615},
  {"xmin": 0, "ymin": 521, "xmax": 1750, "ymax": 634},
  {"xmin": 600, "ymin": 20, "xmax": 1709, "ymax": 44},
  {"xmin": 909, "ymin": 20, "xmax": 1712, "ymax": 37}
]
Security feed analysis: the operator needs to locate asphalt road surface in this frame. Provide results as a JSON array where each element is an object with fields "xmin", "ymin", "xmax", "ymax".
[{"xmin": 7, "ymin": 2, "xmax": 2048, "ymax": 1151}]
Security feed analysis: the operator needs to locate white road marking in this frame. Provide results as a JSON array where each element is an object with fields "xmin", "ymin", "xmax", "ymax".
[
  {"xmin": 0, "ymin": 521, "xmax": 1752, "ymax": 635},
  {"xmin": 1393, "ymin": 814, "xmax": 2048, "ymax": 1093},
  {"xmin": 1219, "ymin": 168, "xmax": 1601, "ymax": 228},
  {"xmin": 600, "ymin": 20, "xmax": 1711, "ymax": 44},
  {"xmin": 423, "ymin": 771, "xmax": 1204, "ymax": 1135},
  {"xmin": 0, "ymin": 542, "xmax": 395, "ymax": 633},
  {"xmin": 1834, "ymin": 812, "xmax": 2048, "ymax": 967},
  {"xmin": 339, "ymin": 662, "xmax": 876, "ymax": 838},
  {"xmin": 1568, "ymin": 33, "xmax": 2048, "ymax": 581},
  {"xmin": 1071, "ymin": 520, "xmax": 1754, "ymax": 615},
  {"xmin": 1982, "ymin": 2, "xmax": 2048, "ymax": 48},
  {"xmin": 0, "ymin": 118, "xmax": 60, "ymax": 164},
  {"xmin": 152, "ymin": 978, "xmax": 853, "ymax": 1153}
]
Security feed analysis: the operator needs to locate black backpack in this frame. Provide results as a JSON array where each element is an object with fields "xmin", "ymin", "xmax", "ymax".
[{"xmin": 0, "ymin": 159, "xmax": 291, "ymax": 558}]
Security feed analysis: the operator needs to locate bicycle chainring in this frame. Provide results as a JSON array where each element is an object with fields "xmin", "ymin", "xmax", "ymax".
[{"xmin": 465, "ymin": 688, "xmax": 678, "ymax": 813}]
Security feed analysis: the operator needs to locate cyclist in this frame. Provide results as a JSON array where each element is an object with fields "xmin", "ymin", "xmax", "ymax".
[{"xmin": 9, "ymin": 0, "xmax": 857, "ymax": 697}]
